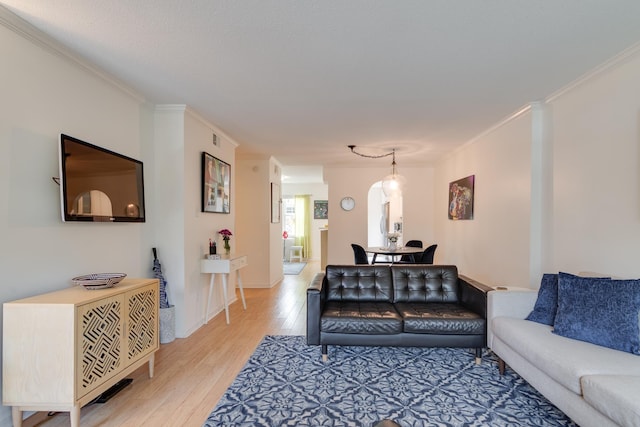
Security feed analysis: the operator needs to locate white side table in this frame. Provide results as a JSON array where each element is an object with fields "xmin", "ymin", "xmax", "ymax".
[{"xmin": 200, "ymin": 254, "xmax": 248, "ymax": 324}]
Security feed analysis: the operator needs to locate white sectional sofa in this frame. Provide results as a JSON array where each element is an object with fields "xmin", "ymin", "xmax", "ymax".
[{"xmin": 488, "ymin": 288, "xmax": 640, "ymax": 427}]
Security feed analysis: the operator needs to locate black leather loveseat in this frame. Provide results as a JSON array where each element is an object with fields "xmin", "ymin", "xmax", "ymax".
[{"xmin": 307, "ymin": 264, "xmax": 491, "ymax": 362}]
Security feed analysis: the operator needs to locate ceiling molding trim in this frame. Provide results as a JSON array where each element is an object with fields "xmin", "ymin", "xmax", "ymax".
[
  {"xmin": 448, "ymin": 103, "xmax": 533, "ymax": 160},
  {"xmin": 154, "ymin": 104, "xmax": 240, "ymax": 148},
  {"xmin": 185, "ymin": 106, "xmax": 239, "ymax": 148},
  {"xmin": 433, "ymin": 101, "xmax": 533, "ymax": 165},
  {"xmin": 155, "ymin": 104, "xmax": 187, "ymax": 112},
  {"xmin": 547, "ymin": 40, "xmax": 640, "ymax": 103},
  {"xmin": 435, "ymin": 40, "xmax": 640, "ymax": 165},
  {"xmin": 0, "ymin": 5, "xmax": 145, "ymax": 103}
]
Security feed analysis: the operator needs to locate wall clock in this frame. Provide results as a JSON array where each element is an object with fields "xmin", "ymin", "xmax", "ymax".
[{"xmin": 340, "ymin": 197, "xmax": 355, "ymax": 211}]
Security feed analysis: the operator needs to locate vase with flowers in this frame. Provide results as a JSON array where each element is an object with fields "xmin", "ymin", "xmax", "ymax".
[
  {"xmin": 219, "ymin": 228, "xmax": 233, "ymax": 254},
  {"xmin": 387, "ymin": 232, "xmax": 400, "ymax": 251}
]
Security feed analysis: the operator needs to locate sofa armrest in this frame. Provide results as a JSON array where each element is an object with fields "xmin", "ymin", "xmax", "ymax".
[
  {"xmin": 487, "ymin": 288, "xmax": 537, "ymax": 320},
  {"xmin": 306, "ymin": 272, "xmax": 326, "ymax": 345},
  {"xmin": 459, "ymin": 274, "xmax": 492, "ymax": 319},
  {"xmin": 487, "ymin": 288, "xmax": 538, "ymax": 348}
]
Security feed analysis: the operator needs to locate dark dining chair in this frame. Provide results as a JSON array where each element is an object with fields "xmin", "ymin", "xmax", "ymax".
[
  {"xmin": 417, "ymin": 244, "xmax": 438, "ymax": 264},
  {"xmin": 399, "ymin": 239, "xmax": 423, "ymax": 263},
  {"xmin": 351, "ymin": 244, "xmax": 370, "ymax": 265}
]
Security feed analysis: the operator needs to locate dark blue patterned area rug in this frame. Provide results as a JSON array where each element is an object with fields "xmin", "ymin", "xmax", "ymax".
[{"xmin": 203, "ymin": 335, "xmax": 576, "ymax": 427}]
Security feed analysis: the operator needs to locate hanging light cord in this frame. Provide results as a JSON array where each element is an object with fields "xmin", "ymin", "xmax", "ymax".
[
  {"xmin": 349, "ymin": 145, "xmax": 403, "ymax": 197},
  {"xmin": 348, "ymin": 145, "xmax": 398, "ymax": 174},
  {"xmin": 347, "ymin": 145, "xmax": 395, "ymax": 159}
]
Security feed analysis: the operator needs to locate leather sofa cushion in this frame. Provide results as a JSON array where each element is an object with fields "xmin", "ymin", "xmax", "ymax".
[
  {"xmin": 325, "ymin": 265, "xmax": 394, "ymax": 303},
  {"xmin": 396, "ymin": 302, "xmax": 485, "ymax": 334},
  {"xmin": 393, "ymin": 265, "xmax": 459, "ymax": 303},
  {"xmin": 321, "ymin": 301, "xmax": 403, "ymax": 334}
]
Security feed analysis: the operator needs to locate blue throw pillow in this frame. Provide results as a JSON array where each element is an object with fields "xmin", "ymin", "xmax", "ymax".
[
  {"xmin": 553, "ymin": 274, "xmax": 640, "ymax": 354},
  {"xmin": 525, "ymin": 274, "xmax": 558, "ymax": 325},
  {"xmin": 526, "ymin": 272, "xmax": 611, "ymax": 326}
]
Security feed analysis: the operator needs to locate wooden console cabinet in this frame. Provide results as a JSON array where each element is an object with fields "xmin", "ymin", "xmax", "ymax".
[{"xmin": 2, "ymin": 278, "xmax": 159, "ymax": 427}]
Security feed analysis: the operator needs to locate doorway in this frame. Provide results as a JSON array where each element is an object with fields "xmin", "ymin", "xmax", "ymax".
[{"xmin": 367, "ymin": 181, "xmax": 403, "ymax": 248}]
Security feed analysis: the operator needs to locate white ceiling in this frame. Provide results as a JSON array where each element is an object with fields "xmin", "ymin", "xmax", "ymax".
[{"xmin": 3, "ymin": 1, "xmax": 640, "ymax": 179}]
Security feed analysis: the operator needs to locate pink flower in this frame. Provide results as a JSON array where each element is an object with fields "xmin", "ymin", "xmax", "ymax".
[{"xmin": 218, "ymin": 229, "xmax": 233, "ymax": 240}]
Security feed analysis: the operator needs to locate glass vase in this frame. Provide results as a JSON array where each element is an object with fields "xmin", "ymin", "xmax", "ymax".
[{"xmin": 224, "ymin": 239, "xmax": 231, "ymax": 254}]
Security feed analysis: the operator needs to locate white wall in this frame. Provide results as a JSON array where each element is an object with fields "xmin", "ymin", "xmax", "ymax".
[
  {"xmin": 324, "ymin": 165, "xmax": 435, "ymax": 264},
  {"xmin": 153, "ymin": 106, "xmax": 238, "ymax": 336},
  {"xmin": 435, "ymin": 112, "xmax": 533, "ymax": 287},
  {"xmin": 550, "ymin": 50, "xmax": 640, "ymax": 278},
  {"xmin": 434, "ymin": 46, "xmax": 640, "ymax": 287},
  {"xmin": 0, "ymin": 17, "xmax": 152, "ymax": 292},
  {"xmin": 0, "ymin": 14, "xmax": 244, "ymax": 425},
  {"xmin": 0, "ymin": 15, "xmax": 153, "ymax": 426},
  {"xmin": 235, "ymin": 154, "xmax": 283, "ymax": 288},
  {"xmin": 185, "ymin": 110, "xmax": 237, "ymax": 332}
]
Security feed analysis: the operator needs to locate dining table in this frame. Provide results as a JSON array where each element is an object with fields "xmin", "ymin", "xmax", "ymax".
[{"xmin": 365, "ymin": 246, "xmax": 425, "ymax": 264}]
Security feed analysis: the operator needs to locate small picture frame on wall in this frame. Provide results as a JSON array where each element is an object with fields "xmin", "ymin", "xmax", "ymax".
[
  {"xmin": 202, "ymin": 152, "xmax": 230, "ymax": 213},
  {"xmin": 314, "ymin": 200, "xmax": 328, "ymax": 219},
  {"xmin": 448, "ymin": 175, "xmax": 474, "ymax": 220},
  {"xmin": 271, "ymin": 182, "xmax": 281, "ymax": 223}
]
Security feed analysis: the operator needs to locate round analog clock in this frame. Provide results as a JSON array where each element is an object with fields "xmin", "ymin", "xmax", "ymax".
[{"xmin": 340, "ymin": 197, "xmax": 355, "ymax": 211}]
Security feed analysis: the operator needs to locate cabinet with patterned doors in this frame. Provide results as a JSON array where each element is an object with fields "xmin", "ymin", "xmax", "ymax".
[{"xmin": 3, "ymin": 278, "xmax": 159, "ymax": 427}]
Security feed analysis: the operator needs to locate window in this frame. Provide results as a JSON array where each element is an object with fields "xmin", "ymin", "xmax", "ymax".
[{"xmin": 283, "ymin": 197, "xmax": 296, "ymax": 236}]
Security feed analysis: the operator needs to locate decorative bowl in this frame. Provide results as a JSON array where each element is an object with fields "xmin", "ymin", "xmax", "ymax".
[{"xmin": 72, "ymin": 273, "xmax": 127, "ymax": 289}]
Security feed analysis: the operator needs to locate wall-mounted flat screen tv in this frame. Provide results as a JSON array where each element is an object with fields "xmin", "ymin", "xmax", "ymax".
[{"xmin": 59, "ymin": 134, "xmax": 146, "ymax": 222}]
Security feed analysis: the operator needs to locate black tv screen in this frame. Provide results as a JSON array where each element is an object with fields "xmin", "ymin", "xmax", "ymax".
[{"xmin": 59, "ymin": 134, "xmax": 146, "ymax": 222}]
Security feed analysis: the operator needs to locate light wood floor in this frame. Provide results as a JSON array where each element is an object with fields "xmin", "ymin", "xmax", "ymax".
[{"xmin": 30, "ymin": 260, "xmax": 320, "ymax": 427}]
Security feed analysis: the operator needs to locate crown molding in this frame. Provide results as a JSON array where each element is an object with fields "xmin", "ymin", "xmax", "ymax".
[
  {"xmin": 547, "ymin": 40, "xmax": 640, "ymax": 103},
  {"xmin": 155, "ymin": 104, "xmax": 188, "ymax": 112},
  {"xmin": 185, "ymin": 106, "xmax": 239, "ymax": 148},
  {"xmin": 0, "ymin": 5, "xmax": 145, "ymax": 103},
  {"xmin": 446, "ymin": 40, "xmax": 640, "ymax": 163},
  {"xmin": 155, "ymin": 104, "xmax": 239, "ymax": 148}
]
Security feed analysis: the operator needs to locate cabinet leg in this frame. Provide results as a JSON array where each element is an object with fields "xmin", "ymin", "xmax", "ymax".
[
  {"xmin": 12, "ymin": 407, "xmax": 22, "ymax": 427},
  {"xmin": 148, "ymin": 353, "xmax": 155, "ymax": 378},
  {"xmin": 70, "ymin": 405, "xmax": 80, "ymax": 427}
]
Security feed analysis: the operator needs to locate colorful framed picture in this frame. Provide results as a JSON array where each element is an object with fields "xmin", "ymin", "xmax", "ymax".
[
  {"xmin": 314, "ymin": 200, "xmax": 328, "ymax": 219},
  {"xmin": 202, "ymin": 152, "xmax": 230, "ymax": 213},
  {"xmin": 448, "ymin": 175, "xmax": 474, "ymax": 220}
]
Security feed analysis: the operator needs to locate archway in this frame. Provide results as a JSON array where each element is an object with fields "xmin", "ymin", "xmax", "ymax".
[{"xmin": 367, "ymin": 181, "xmax": 403, "ymax": 248}]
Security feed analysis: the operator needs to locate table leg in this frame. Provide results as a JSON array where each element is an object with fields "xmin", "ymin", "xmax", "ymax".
[
  {"xmin": 237, "ymin": 270, "xmax": 247, "ymax": 310},
  {"xmin": 221, "ymin": 273, "xmax": 230, "ymax": 324},
  {"xmin": 205, "ymin": 273, "xmax": 215, "ymax": 324}
]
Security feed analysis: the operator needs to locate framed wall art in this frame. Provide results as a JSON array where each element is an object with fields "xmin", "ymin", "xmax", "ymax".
[
  {"xmin": 448, "ymin": 175, "xmax": 474, "ymax": 220},
  {"xmin": 271, "ymin": 182, "xmax": 281, "ymax": 223},
  {"xmin": 202, "ymin": 152, "xmax": 230, "ymax": 213},
  {"xmin": 313, "ymin": 200, "xmax": 328, "ymax": 219}
]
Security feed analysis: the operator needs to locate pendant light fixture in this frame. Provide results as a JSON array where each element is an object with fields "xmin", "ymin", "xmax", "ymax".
[
  {"xmin": 380, "ymin": 149, "xmax": 405, "ymax": 197},
  {"xmin": 348, "ymin": 145, "xmax": 405, "ymax": 197}
]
